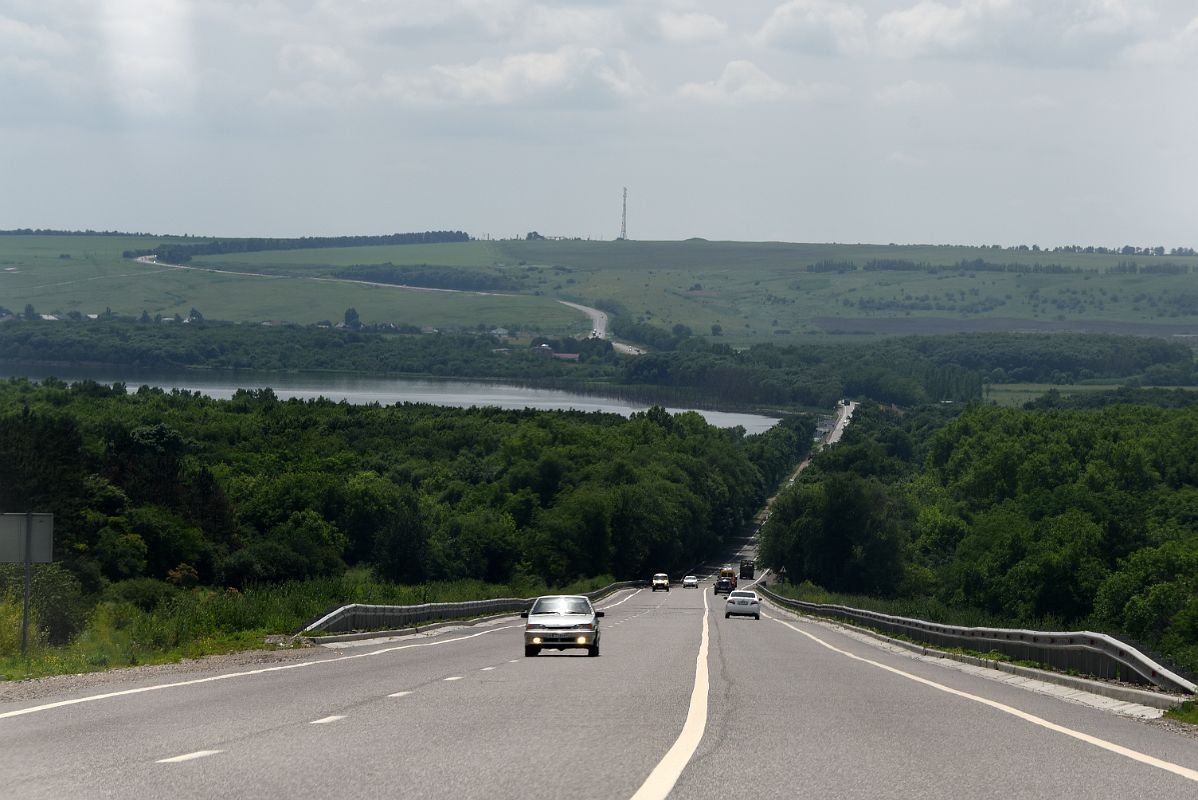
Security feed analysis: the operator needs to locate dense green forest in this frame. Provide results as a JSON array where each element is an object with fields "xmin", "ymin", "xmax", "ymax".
[
  {"xmin": 2, "ymin": 320, "xmax": 1192, "ymax": 410},
  {"xmin": 0, "ymin": 320, "xmax": 619, "ymax": 377},
  {"xmin": 0, "ymin": 378, "xmax": 813, "ymax": 651},
  {"xmin": 607, "ymin": 329, "xmax": 1193, "ymax": 406},
  {"xmin": 759, "ymin": 400, "xmax": 1198, "ymax": 673}
]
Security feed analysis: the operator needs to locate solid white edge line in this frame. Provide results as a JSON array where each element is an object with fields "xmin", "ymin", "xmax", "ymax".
[
  {"xmin": 3, "ymin": 587, "xmax": 644, "ymax": 723},
  {"xmin": 597, "ymin": 588, "xmax": 642, "ymax": 610},
  {"xmin": 629, "ymin": 590, "xmax": 710, "ymax": 800},
  {"xmin": 767, "ymin": 613, "xmax": 1198, "ymax": 784},
  {"xmin": 310, "ymin": 715, "xmax": 345, "ymax": 724},
  {"xmin": 0, "ymin": 624, "xmax": 521, "ymax": 721},
  {"xmin": 157, "ymin": 750, "xmax": 223, "ymax": 763}
]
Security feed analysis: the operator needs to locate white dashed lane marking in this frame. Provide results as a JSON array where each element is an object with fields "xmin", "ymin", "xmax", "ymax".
[
  {"xmin": 443, "ymin": 676, "xmax": 463, "ymax": 682},
  {"xmin": 310, "ymin": 716, "xmax": 345, "ymax": 725},
  {"xmin": 157, "ymin": 750, "xmax": 223, "ymax": 764},
  {"xmin": 388, "ymin": 691, "xmax": 412, "ymax": 698},
  {"xmin": 480, "ymin": 667, "xmax": 496, "ymax": 671}
]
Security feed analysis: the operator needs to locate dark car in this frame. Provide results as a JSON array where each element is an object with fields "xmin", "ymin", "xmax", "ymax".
[{"xmin": 713, "ymin": 577, "xmax": 733, "ymax": 595}]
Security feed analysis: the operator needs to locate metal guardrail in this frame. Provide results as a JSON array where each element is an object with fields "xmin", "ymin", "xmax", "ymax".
[
  {"xmin": 757, "ymin": 585, "xmax": 1196, "ymax": 696},
  {"xmin": 297, "ymin": 580, "xmax": 645, "ymax": 636}
]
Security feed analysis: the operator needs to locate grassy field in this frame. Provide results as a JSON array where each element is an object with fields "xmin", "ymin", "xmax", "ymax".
[
  {"xmin": 984, "ymin": 383, "xmax": 1120, "ymax": 406},
  {"xmin": 984, "ymin": 382, "xmax": 1198, "ymax": 406},
  {"xmin": 0, "ymin": 235, "xmax": 585, "ymax": 334},
  {"xmin": 6, "ymin": 234, "xmax": 1198, "ymax": 342},
  {"xmin": 495, "ymin": 240, "xmax": 1198, "ymax": 343}
]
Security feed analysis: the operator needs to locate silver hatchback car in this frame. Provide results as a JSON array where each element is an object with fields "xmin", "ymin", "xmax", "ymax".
[{"xmin": 521, "ymin": 595, "xmax": 604, "ymax": 657}]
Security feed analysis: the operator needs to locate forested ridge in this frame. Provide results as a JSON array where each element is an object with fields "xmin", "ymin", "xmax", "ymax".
[
  {"xmin": 2, "ymin": 320, "xmax": 1193, "ymax": 410},
  {"xmin": 760, "ymin": 400, "xmax": 1198, "ymax": 673},
  {"xmin": 0, "ymin": 378, "xmax": 813, "ymax": 653}
]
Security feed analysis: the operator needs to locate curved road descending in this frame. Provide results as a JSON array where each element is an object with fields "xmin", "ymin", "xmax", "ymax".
[
  {"xmin": 1, "ymin": 588, "xmax": 1195, "ymax": 799},
  {"xmin": 134, "ymin": 257, "xmax": 639, "ymax": 352}
]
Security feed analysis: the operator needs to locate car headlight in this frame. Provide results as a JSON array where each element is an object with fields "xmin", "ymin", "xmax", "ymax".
[
  {"xmin": 573, "ymin": 623, "xmax": 594, "ymax": 631},
  {"xmin": 526, "ymin": 623, "xmax": 545, "ymax": 631}
]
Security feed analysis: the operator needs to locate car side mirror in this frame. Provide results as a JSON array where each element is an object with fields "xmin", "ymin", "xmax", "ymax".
[
  {"xmin": 519, "ymin": 611, "xmax": 529, "ymax": 618},
  {"xmin": 595, "ymin": 611, "xmax": 605, "ymax": 617}
]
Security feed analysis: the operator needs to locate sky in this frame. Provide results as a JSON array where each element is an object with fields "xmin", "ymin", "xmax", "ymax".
[{"xmin": 2, "ymin": 0, "xmax": 1196, "ymax": 248}]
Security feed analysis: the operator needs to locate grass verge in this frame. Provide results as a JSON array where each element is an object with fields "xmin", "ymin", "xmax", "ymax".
[
  {"xmin": 1166, "ymin": 701, "xmax": 1198, "ymax": 724},
  {"xmin": 0, "ymin": 571, "xmax": 615, "ymax": 681}
]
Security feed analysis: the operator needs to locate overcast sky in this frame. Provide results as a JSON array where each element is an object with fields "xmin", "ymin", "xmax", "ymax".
[{"xmin": 2, "ymin": 0, "xmax": 1195, "ymax": 247}]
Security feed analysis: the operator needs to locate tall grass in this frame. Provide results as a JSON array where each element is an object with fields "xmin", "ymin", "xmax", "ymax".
[
  {"xmin": 770, "ymin": 581, "xmax": 1074, "ymax": 632},
  {"xmin": 0, "ymin": 570, "xmax": 615, "ymax": 681}
]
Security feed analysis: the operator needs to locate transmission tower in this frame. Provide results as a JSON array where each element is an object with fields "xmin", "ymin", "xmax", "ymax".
[{"xmin": 619, "ymin": 187, "xmax": 627, "ymax": 241}]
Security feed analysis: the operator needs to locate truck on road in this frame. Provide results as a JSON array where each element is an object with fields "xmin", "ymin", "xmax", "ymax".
[{"xmin": 740, "ymin": 559, "xmax": 755, "ymax": 580}]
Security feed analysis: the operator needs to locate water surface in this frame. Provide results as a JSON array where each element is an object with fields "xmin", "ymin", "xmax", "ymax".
[{"xmin": 0, "ymin": 365, "xmax": 779, "ymax": 434}]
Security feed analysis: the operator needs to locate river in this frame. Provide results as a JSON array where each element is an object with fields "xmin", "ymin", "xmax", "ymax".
[{"xmin": 0, "ymin": 365, "xmax": 779, "ymax": 434}]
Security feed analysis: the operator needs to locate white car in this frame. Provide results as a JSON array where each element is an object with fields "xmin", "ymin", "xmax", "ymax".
[
  {"xmin": 681, "ymin": 575, "xmax": 699, "ymax": 588},
  {"xmin": 521, "ymin": 595, "xmax": 604, "ymax": 657},
  {"xmin": 651, "ymin": 573, "xmax": 670, "ymax": 591},
  {"xmin": 724, "ymin": 590, "xmax": 761, "ymax": 620}
]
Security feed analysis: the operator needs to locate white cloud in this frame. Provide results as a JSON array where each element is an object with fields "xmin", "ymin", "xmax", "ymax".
[
  {"xmin": 885, "ymin": 150, "xmax": 926, "ymax": 168},
  {"xmin": 875, "ymin": 79, "xmax": 951, "ymax": 106},
  {"xmin": 523, "ymin": 6, "xmax": 625, "ymax": 46},
  {"xmin": 1063, "ymin": 0, "xmax": 1155, "ymax": 40},
  {"xmin": 0, "ymin": 14, "xmax": 72, "ymax": 55},
  {"xmin": 377, "ymin": 46, "xmax": 644, "ymax": 107},
  {"xmin": 874, "ymin": 1, "xmax": 1013, "ymax": 59},
  {"xmin": 756, "ymin": 0, "xmax": 870, "ymax": 56},
  {"xmin": 279, "ymin": 44, "xmax": 361, "ymax": 78},
  {"xmin": 678, "ymin": 60, "xmax": 789, "ymax": 104},
  {"xmin": 874, "ymin": 0, "xmax": 1163, "ymax": 66},
  {"xmin": 98, "ymin": 0, "xmax": 197, "ymax": 115},
  {"xmin": 658, "ymin": 12, "xmax": 728, "ymax": 44},
  {"xmin": 1120, "ymin": 13, "xmax": 1198, "ymax": 66},
  {"xmin": 321, "ymin": 0, "xmax": 517, "ymax": 42}
]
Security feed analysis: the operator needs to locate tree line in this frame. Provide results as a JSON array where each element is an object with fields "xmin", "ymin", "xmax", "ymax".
[
  {"xmin": 759, "ymin": 400, "xmax": 1198, "ymax": 674},
  {"xmin": 0, "ymin": 378, "xmax": 813, "ymax": 644},
  {"xmin": 336, "ymin": 263, "xmax": 524, "ymax": 292},
  {"xmin": 122, "ymin": 231, "xmax": 471, "ymax": 263},
  {"xmin": 2, "ymin": 321, "xmax": 1194, "ymax": 410}
]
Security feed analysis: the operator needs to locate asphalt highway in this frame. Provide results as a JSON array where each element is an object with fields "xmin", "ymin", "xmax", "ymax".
[{"xmin": 1, "ymin": 584, "xmax": 1196, "ymax": 800}]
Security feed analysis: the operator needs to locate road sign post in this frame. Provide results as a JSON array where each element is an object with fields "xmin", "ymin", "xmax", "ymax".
[{"xmin": 0, "ymin": 512, "xmax": 54, "ymax": 657}]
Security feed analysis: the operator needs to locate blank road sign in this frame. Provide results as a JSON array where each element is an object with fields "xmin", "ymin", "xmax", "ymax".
[{"xmin": 0, "ymin": 513, "xmax": 54, "ymax": 563}]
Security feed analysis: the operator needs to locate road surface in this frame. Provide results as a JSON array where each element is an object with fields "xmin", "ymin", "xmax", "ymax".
[{"xmin": 1, "ymin": 584, "xmax": 1194, "ymax": 800}]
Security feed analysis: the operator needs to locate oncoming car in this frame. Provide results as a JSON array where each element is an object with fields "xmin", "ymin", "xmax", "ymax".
[
  {"xmin": 725, "ymin": 590, "xmax": 761, "ymax": 620},
  {"xmin": 682, "ymin": 575, "xmax": 699, "ymax": 588},
  {"xmin": 652, "ymin": 573, "xmax": 670, "ymax": 591},
  {"xmin": 521, "ymin": 595, "xmax": 604, "ymax": 657}
]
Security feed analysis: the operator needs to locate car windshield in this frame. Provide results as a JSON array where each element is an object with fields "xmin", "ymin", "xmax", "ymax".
[
  {"xmin": 530, "ymin": 597, "xmax": 592, "ymax": 615},
  {"xmin": 654, "ymin": 574, "xmax": 668, "ymax": 579}
]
